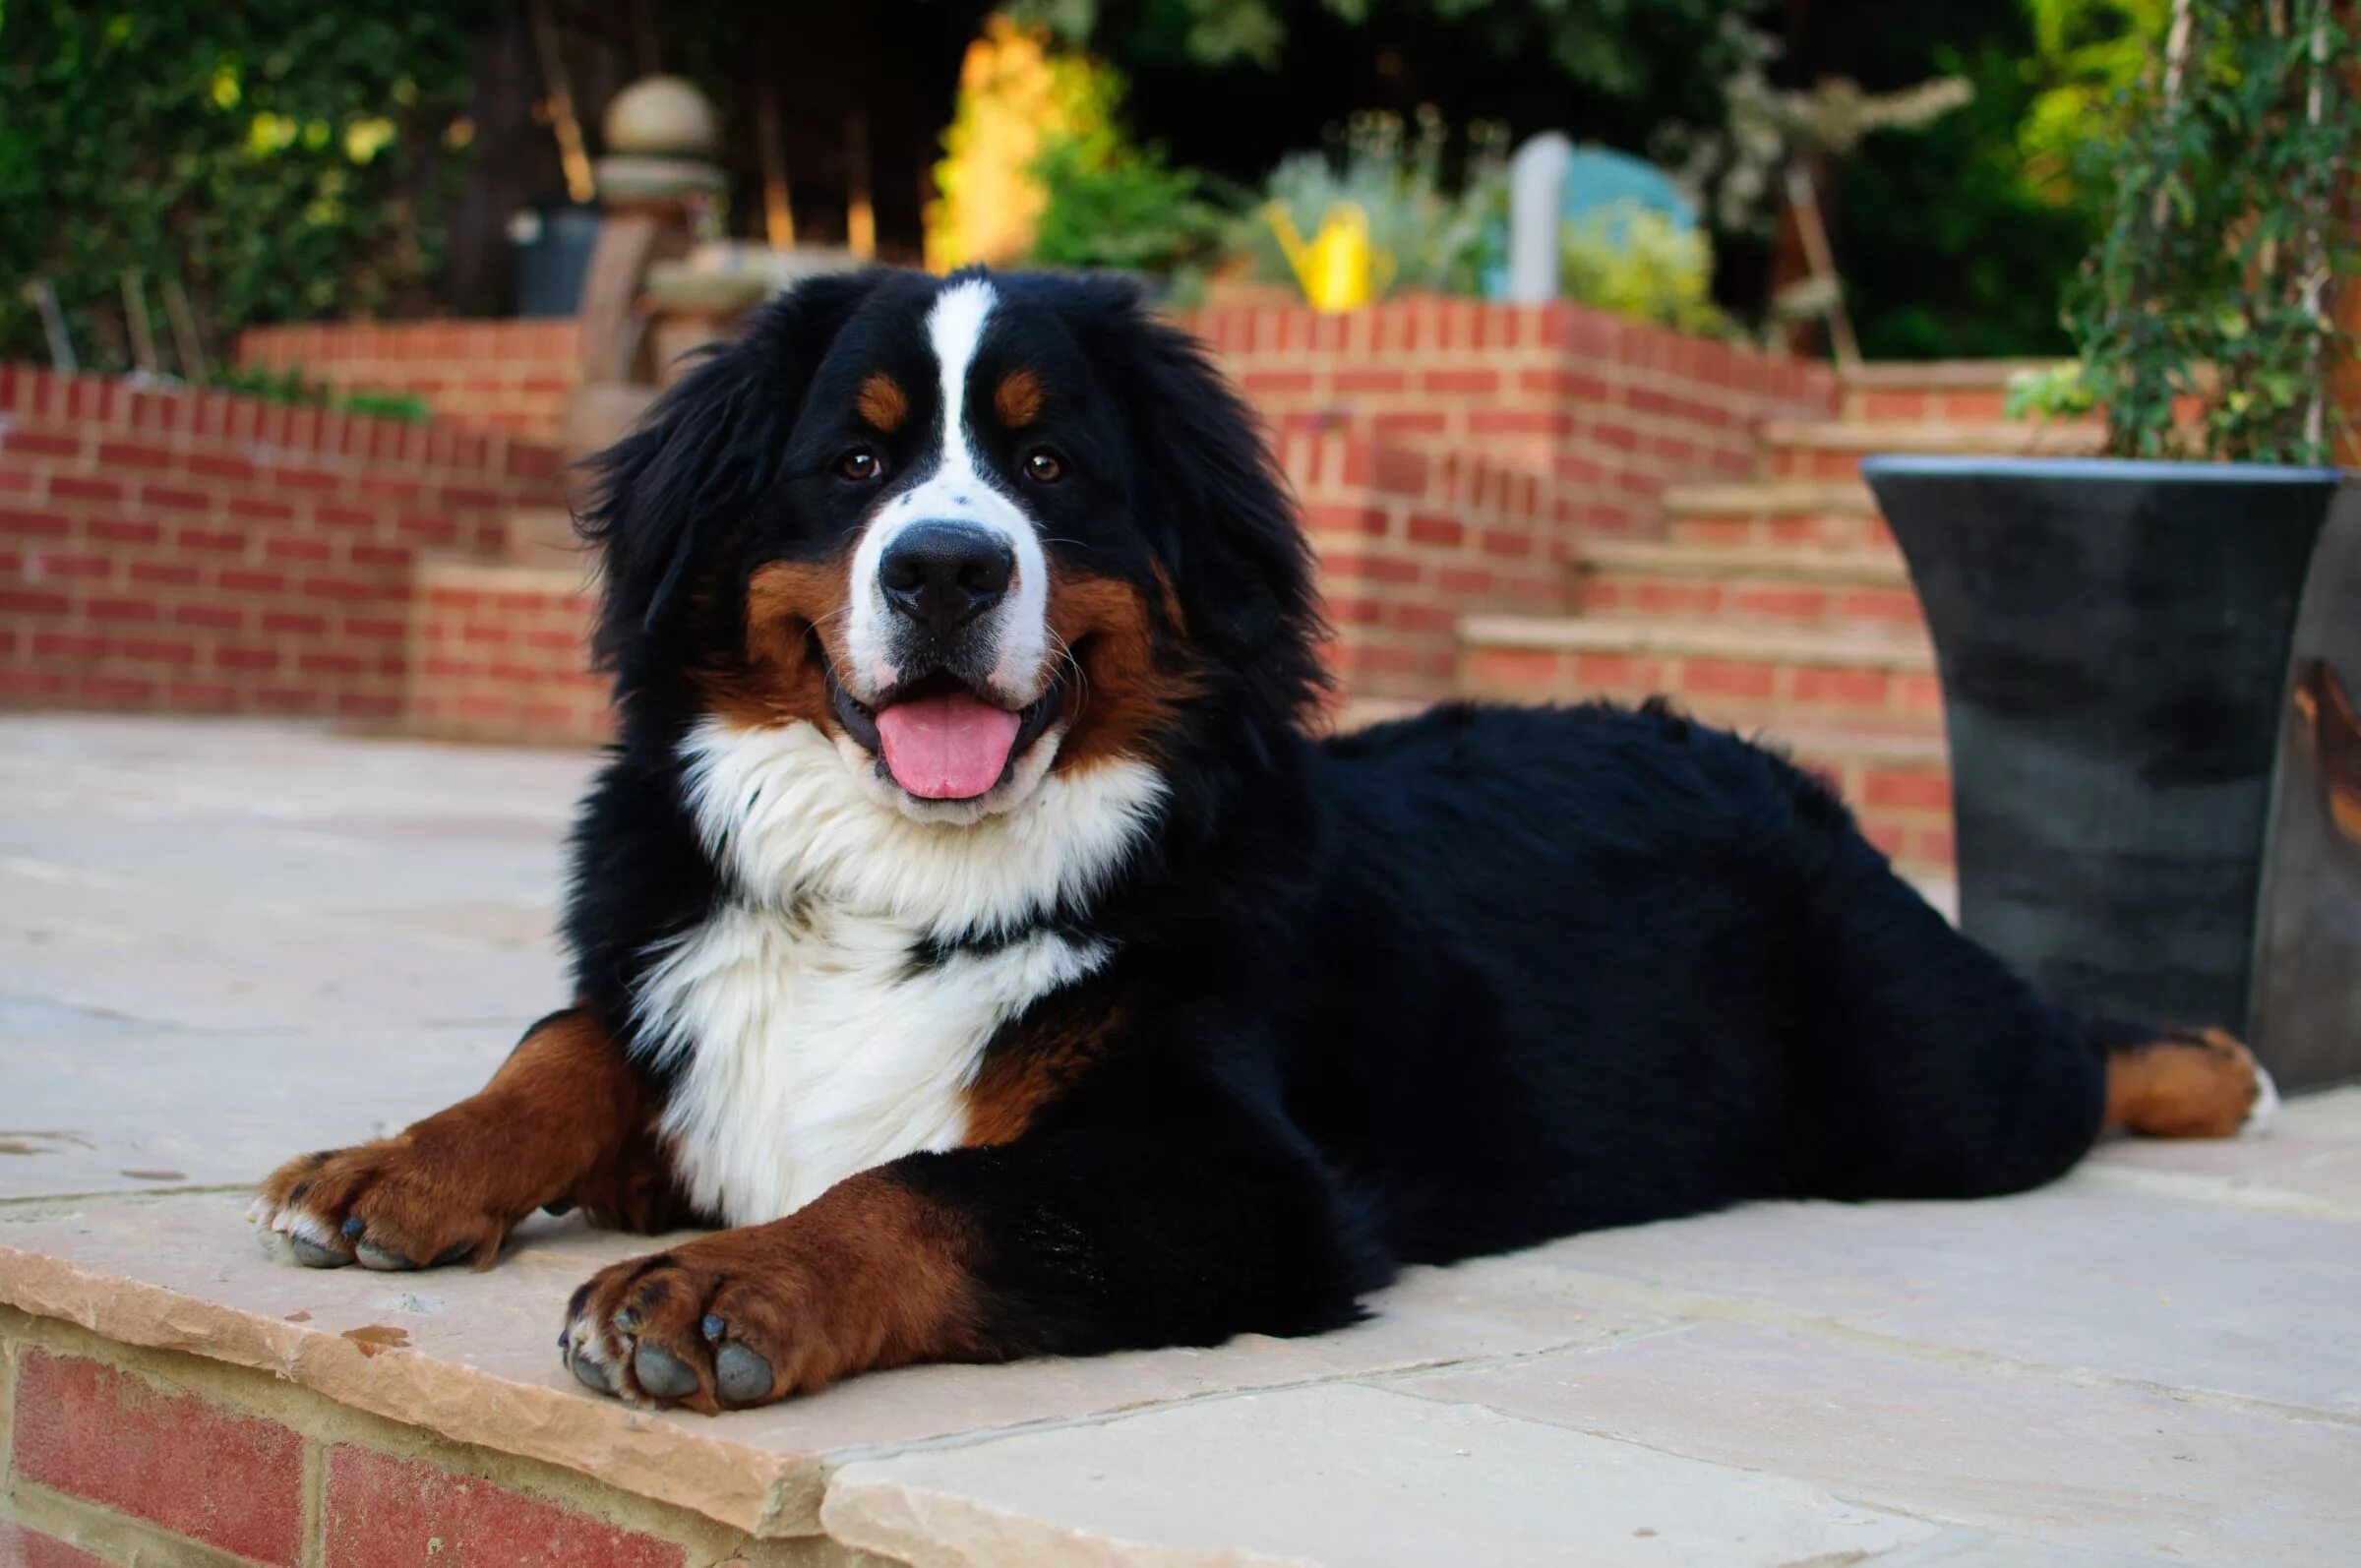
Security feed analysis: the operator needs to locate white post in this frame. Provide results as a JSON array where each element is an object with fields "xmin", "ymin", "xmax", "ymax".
[{"xmin": 1506, "ymin": 133, "xmax": 1573, "ymax": 303}]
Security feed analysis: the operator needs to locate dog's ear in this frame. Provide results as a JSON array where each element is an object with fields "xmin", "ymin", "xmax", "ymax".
[
  {"xmin": 1070, "ymin": 280, "xmax": 1330, "ymax": 736},
  {"xmin": 577, "ymin": 271, "xmax": 879, "ymax": 670}
]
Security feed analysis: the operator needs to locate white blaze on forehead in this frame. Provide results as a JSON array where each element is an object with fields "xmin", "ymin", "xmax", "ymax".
[{"xmin": 844, "ymin": 276, "xmax": 1051, "ymax": 697}]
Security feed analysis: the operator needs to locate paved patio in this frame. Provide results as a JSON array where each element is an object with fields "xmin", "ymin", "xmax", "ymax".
[{"xmin": 1, "ymin": 714, "xmax": 2356, "ymax": 1566}]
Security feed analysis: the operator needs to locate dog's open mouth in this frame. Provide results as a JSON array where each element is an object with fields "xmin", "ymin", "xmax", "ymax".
[{"xmin": 828, "ymin": 664, "xmax": 1062, "ymax": 801}]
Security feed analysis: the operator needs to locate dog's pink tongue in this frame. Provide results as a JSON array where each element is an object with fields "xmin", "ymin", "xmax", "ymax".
[{"xmin": 875, "ymin": 692, "xmax": 1023, "ymax": 799}]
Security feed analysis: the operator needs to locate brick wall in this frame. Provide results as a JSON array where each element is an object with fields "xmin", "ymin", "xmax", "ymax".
[
  {"xmin": 1282, "ymin": 429, "xmax": 1562, "ymax": 702},
  {"xmin": 0, "ymin": 1315, "xmax": 772, "ymax": 1567},
  {"xmin": 0, "ymin": 365, "xmax": 561, "ymax": 717},
  {"xmin": 1184, "ymin": 297, "xmax": 1840, "ymax": 536},
  {"xmin": 236, "ymin": 321, "xmax": 582, "ymax": 443},
  {"xmin": 408, "ymin": 560, "xmax": 612, "ymax": 745},
  {"xmin": 12, "ymin": 297, "xmax": 1845, "ymax": 738}
]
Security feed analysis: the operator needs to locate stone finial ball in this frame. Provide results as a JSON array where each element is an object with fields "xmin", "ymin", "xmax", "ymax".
[{"xmin": 604, "ymin": 76, "xmax": 719, "ymax": 157}]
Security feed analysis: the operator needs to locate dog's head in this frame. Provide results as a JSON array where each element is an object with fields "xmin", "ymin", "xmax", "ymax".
[{"xmin": 583, "ymin": 269, "xmax": 1324, "ymax": 826}]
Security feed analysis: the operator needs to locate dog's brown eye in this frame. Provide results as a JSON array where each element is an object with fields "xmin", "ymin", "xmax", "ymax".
[
  {"xmin": 1023, "ymin": 450, "xmax": 1064, "ymax": 484},
  {"xmin": 839, "ymin": 449, "xmax": 880, "ymax": 481}
]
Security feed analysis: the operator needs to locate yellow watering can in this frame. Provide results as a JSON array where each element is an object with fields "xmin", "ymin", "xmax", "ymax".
[{"xmin": 1265, "ymin": 202, "xmax": 1395, "ymax": 313}]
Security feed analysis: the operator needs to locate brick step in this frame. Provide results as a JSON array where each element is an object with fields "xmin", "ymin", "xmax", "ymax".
[
  {"xmin": 407, "ymin": 558, "xmax": 609, "ymax": 745},
  {"xmin": 1456, "ymin": 615, "xmax": 1942, "ymax": 737},
  {"xmin": 1575, "ymin": 540, "xmax": 1922, "ymax": 637},
  {"xmin": 1777, "ymin": 726, "xmax": 1954, "ymax": 874},
  {"xmin": 1661, "ymin": 481, "xmax": 1896, "ymax": 552},
  {"xmin": 1838, "ymin": 360, "xmax": 2061, "ymax": 423},
  {"xmin": 1761, "ymin": 419, "xmax": 2103, "ymax": 482}
]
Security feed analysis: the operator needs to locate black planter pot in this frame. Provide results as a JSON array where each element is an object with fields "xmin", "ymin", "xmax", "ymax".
[{"xmin": 1860, "ymin": 456, "xmax": 2359, "ymax": 1089}]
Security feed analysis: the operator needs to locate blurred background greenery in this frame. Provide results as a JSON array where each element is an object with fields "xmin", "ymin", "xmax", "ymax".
[{"xmin": 0, "ymin": 0, "xmax": 2171, "ymax": 371}]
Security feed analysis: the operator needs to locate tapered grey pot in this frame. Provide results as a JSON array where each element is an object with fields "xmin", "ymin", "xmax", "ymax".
[{"xmin": 1860, "ymin": 456, "xmax": 2358, "ymax": 1088}]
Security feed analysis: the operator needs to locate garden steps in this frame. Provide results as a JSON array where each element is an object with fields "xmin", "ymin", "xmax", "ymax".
[
  {"xmin": 1575, "ymin": 539, "xmax": 1922, "ymax": 638},
  {"xmin": 1761, "ymin": 417, "xmax": 2105, "ymax": 481},
  {"xmin": 1838, "ymin": 359, "xmax": 2062, "ymax": 423},
  {"xmin": 1660, "ymin": 481, "xmax": 1897, "ymax": 552}
]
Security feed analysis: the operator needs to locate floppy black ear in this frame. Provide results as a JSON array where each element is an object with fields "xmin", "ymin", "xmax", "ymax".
[
  {"xmin": 1076, "ymin": 282, "xmax": 1330, "ymax": 737},
  {"xmin": 576, "ymin": 271, "xmax": 879, "ymax": 670}
]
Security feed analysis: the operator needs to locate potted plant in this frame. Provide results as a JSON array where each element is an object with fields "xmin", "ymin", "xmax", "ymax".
[{"xmin": 1861, "ymin": 0, "xmax": 2360, "ymax": 1088}]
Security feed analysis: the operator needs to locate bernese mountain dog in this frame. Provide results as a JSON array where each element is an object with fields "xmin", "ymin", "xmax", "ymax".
[{"xmin": 252, "ymin": 269, "xmax": 2273, "ymax": 1415}]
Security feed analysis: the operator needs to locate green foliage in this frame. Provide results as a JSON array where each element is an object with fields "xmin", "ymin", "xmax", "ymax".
[
  {"xmin": 1021, "ymin": 0, "xmax": 1751, "ymax": 91},
  {"xmin": 0, "ymin": 1, "xmax": 480, "ymax": 374},
  {"xmin": 2065, "ymin": 0, "xmax": 2360, "ymax": 463},
  {"xmin": 1023, "ymin": 84, "xmax": 1229, "ymax": 283},
  {"xmin": 1560, "ymin": 205, "xmax": 1727, "ymax": 333},
  {"xmin": 1232, "ymin": 109, "xmax": 1508, "ymax": 297},
  {"xmin": 212, "ymin": 361, "xmax": 430, "ymax": 422}
]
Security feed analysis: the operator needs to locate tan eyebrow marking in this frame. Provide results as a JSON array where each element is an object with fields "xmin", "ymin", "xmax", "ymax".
[
  {"xmin": 856, "ymin": 373, "xmax": 908, "ymax": 432},
  {"xmin": 995, "ymin": 368, "xmax": 1045, "ymax": 428}
]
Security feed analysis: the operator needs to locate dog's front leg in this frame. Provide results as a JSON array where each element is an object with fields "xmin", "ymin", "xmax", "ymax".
[
  {"xmin": 561, "ymin": 1077, "xmax": 1389, "ymax": 1411},
  {"xmin": 252, "ymin": 1007, "xmax": 683, "ymax": 1270}
]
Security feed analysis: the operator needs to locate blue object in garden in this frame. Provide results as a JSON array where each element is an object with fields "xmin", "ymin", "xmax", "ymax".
[
  {"xmin": 511, "ymin": 206, "xmax": 604, "ymax": 319},
  {"xmin": 1559, "ymin": 148, "xmax": 1698, "ymax": 243}
]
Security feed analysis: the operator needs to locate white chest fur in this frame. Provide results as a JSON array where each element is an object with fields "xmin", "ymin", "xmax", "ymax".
[{"xmin": 636, "ymin": 719, "xmax": 1162, "ymax": 1225}]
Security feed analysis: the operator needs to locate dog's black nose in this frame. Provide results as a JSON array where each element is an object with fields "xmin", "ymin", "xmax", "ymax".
[{"xmin": 879, "ymin": 521, "xmax": 1015, "ymax": 636}]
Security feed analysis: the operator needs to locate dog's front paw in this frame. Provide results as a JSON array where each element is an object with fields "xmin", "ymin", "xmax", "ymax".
[
  {"xmin": 560, "ymin": 1241, "xmax": 817, "ymax": 1414},
  {"xmin": 249, "ymin": 1140, "xmax": 512, "ymax": 1272}
]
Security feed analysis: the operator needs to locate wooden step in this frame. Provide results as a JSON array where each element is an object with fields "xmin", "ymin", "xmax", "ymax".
[
  {"xmin": 1457, "ymin": 615, "xmax": 1942, "ymax": 736},
  {"xmin": 1661, "ymin": 480, "xmax": 1895, "ymax": 551},
  {"xmin": 1760, "ymin": 419, "xmax": 2104, "ymax": 482},
  {"xmin": 1576, "ymin": 540, "xmax": 1922, "ymax": 637}
]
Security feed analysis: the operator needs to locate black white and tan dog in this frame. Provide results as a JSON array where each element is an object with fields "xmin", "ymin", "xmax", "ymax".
[{"xmin": 252, "ymin": 269, "xmax": 2275, "ymax": 1414}]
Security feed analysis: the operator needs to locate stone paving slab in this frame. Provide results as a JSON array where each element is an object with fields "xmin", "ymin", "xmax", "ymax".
[{"xmin": 2, "ymin": 716, "xmax": 2356, "ymax": 1565}]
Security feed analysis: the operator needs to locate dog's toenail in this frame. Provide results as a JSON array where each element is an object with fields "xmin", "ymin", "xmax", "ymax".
[
  {"xmin": 634, "ymin": 1343, "xmax": 697, "ymax": 1400},
  {"xmin": 432, "ymin": 1240, "xmax": 474, "ymax": 1267},
  {"xmin": 341, "ymin": 1216, "xmax": 366, "ymax": 1237},
  {"xmin": 543, "ymin": 1199, "xmax": 576, "ymax": 1216},
  {"xmin": 700, "ymin": 1314, "xmax": 726, "ymax": 1343},
  {"xmin": 355, "ymin": 1241, "xmax": 415, "ymax": 1272},
  {"xmin": 289, "ymin": 1236, "xmax": 349, "ymax": 1269},
  {"xmin": 570, "ymin": 1353, "xmax": 614, "ymax": 1394},
  {"xmin": 715, "ymin": 1343, "xmax": 771, "ymax": 1406}
]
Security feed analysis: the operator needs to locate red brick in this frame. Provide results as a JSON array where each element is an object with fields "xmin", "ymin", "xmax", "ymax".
[
  {"xmin": 1680, "ymin": 658, "xmax": 1777, "ymax": 699},
  {"xmin": 95, "ymin": 439, "xmax": 174, "ymax": 469},
  {"xmin": 1406, "ymin": 513, "xmax": 1465, "ymax": 548},
  {"xmin": 1862, "ymin": 768, "xmax": 1952, "ymax": 813},
  {"xmin": 175, "ymin": 603, "xmax": 246, "ymax": 631},
  {"xmin": 0, "ymin": 1520, "xmax": 110, "ymax": 1568},
  {"xmin": 88, "ymin": 515, "xmax": 162, "ymax": 546},
  {"xmin": 1464, "ymin": 647, "xmax": 1561, "ymax": 688},
  {"xmin": 228, "ymin": 495, "xmax": 297, "ymax": 523},
  {"xmin": 130, "ymin": 559, "xmax": 202, "ymax": 587},
  {"xmin": 49, "ymin": 474, "xmax": 126, "ymax": 504},
  {"xmin": 14, "ymin": 1352, "xmax": 304, "ymax": 1566},
  {"xmin": 0, "ymin": 586, "xmax": 70, "ymax": 615},
  {"xmin": 0, "ymin": 508, "xmax": 70, "ymax": 538},
  {"xmin": 1791, "ymin": 667, "xmax": 1892, "ymax": 707},
  {"xmin": 87, "ymin": 595, "xmax": 161, "ymax": 623},
  {"xmin": 2, "ymin": 429, "xmax": 81, "ymax": 457},
  {"xmin": 325, "ymin": 1446, "xmax": 684, "ymax": 1568},
  {"xmin": 1422, "ymin": 368, "xmax": 1499, "ymax": 395}
]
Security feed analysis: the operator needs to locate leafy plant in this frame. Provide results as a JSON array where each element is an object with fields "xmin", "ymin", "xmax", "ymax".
[
  {"xmin": 1231, "ymin": 108, "xmax": 1509, "ymax": 299},
  {"xmin": 2063, "ymin": 0, "xmax": 2360, "ymax": 463},
  {"xmin": 1560, "ymin": 204, "xmax": 1727, "ymax": 334},
  {"xmin": 1027, "ymin": 127, "xmax": 1229, "ymax": 282},
  {"xmin": 0, "ymin": 2, "xmax": 481, "ymax": 375},
  {"xmin": 214, "ymin": 360, "xmax": 430, "ymax": 422}
]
